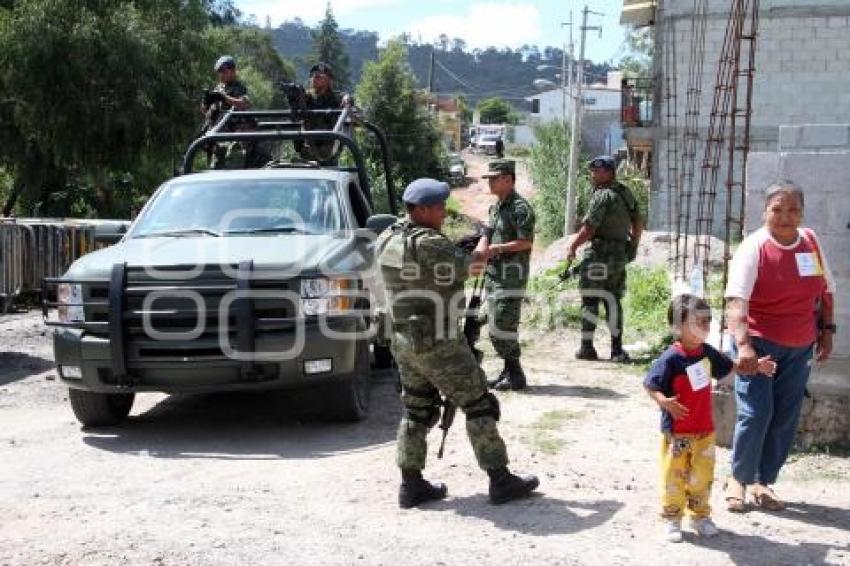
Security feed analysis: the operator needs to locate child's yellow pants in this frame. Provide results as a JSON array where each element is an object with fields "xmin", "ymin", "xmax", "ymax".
[{"xmin": 659, "ymin": 432, "xmax": 715, "ymax": 520}]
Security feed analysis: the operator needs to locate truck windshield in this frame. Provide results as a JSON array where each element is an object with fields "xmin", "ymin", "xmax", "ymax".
[{"xmin": 131, "ymin": 178, "xmax": 343, "ymax": 237}]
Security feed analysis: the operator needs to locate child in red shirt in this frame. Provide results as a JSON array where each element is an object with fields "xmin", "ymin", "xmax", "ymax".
[{"xmin": 644, "ymin": 294, "xmax": 776, "ymax": 542}]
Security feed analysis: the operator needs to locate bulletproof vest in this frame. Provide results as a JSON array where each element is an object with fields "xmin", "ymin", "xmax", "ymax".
[
  {"xmin": 377, "ymin": 221, "xmax": 465, "ymax": 325},
  {"xmin": 593, "ymin": 182, "xmax": 637, "ymax": 242}
]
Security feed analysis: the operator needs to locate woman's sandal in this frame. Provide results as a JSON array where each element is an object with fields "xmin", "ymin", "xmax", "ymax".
[
  {"xmin": 750, "ymin": 484, "xmax": 785, "ymax": 511},
  {"xmin": 724, "ymin": 478, "xmax": 747, "ymax": 513}
]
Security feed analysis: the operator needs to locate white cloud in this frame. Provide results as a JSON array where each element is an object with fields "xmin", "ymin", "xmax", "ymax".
[
  {"xmin": 399, "ymin": 2, "xmax": 542, "ymax": 49},
  {"xmin": 238, "ymin": 0, "xmax": 401, "ymax": 26}
]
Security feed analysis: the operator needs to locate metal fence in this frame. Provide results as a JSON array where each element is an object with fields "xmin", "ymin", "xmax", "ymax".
[{"xmin": 0, "ymin": 218, "xmax": 129, "ymax": 313}]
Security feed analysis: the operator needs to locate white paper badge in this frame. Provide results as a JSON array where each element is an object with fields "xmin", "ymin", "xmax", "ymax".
[
  {"xmin": 686, "ymin": 360, "xmax": 711, "ymax": 391},
  {"xmin": 795, "ymin": 252, "xmax": 822, "ymax": 277}
]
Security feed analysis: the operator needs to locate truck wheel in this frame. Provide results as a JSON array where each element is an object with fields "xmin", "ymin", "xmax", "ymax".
[
  {"xmin": 68, "ymin": 389, "xmax": 134, "ymax": 427},
  {"xmin": 372, "ymin": 344, "xmax": 394, "ymax": 369},
  {"xmin": 320, "ymin": 341, "xmax": 371, "ymax": 422}
]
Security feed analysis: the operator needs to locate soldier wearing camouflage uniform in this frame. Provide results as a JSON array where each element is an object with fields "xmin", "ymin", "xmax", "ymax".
[
  {"xmin": 201, "ymin": 55, "xmax": 252, "ymax": 169},
  {"xmin": 377, "ymin": 178, "xmax": 539, "ymax": 509},
  {"xmin": 567, "ymin": 156, "xmax": 643, "ymax": 363},
  {"xmin": 298, "ymin": 62, "xmax": 346, "ymax": 164},
  {"xmin": 477, "ymin": 160, "xmax": 536, "ymax": 391}
]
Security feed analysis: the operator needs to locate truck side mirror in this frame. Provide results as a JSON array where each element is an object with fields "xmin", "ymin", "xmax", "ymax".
[{"xmin": 365, "ymin": 214, "xmax": 397, "ymax": 235}]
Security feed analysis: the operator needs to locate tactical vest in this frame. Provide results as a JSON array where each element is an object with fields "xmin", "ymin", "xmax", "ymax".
[{"xmin": 377, "ymin": 221, "xmax": 465, "ymax": 327}]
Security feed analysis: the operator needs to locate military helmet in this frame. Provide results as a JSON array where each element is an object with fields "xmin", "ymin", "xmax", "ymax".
[
  {"xmin": 310, "ymin": 62, "xmax": 334, "ymax": 78},
  {"xmin": 589, "ymin": 155, "xmax": 617, "ymax": 171},
  {"xmin": 214, "ymin": 55, "xmax": 236, "ymax": 72}
]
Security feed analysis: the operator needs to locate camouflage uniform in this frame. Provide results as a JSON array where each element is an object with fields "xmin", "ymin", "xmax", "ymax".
[
  {"xmin": 298, "ymin": 89, "xmax": 344, "ymax": 164},
  {"xmin": 207, "ymin": 80, "xmax": 255, "ymax": 169},
  {"xmin": 485, "ymin": 181, "xmax": 535, "ymax": 363},
  {"xmin": 377, "ymin": 219, "xmax": 508, "ymax": 471},
  {"xmin": 578, "ymin": 179, "xmax": 641, "ymax": 349}
]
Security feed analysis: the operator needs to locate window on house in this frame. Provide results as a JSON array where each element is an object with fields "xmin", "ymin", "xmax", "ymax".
[{"xmin": 531, "ymin": 99, "xmax": 540, "ymax": 114}]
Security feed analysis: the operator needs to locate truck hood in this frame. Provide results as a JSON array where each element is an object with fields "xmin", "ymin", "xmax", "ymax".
[{"xmin": 64, "ymin": 234, "xmax": 373, "ymax": 279}]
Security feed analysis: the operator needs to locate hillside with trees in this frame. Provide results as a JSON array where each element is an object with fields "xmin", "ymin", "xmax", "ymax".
[{"xmin": 269, "ymin": 20, "xmax": 614, "ymax": 106}]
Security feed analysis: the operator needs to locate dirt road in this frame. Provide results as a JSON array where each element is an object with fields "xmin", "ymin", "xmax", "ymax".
[{"xmin": 1, "ymin": 308, "xmax": 848, "ymax": 565}]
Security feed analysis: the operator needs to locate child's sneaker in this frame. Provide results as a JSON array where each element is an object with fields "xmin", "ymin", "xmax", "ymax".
[
  {"xmin": 663, "ymin": 519, "xmax": 683, "ymax": 543},
  {"xmin": 692, "ymin": 517, "xmax": 719, "ymax": 537}
]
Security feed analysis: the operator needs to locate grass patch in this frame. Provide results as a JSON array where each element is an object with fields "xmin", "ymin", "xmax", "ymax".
[
  {"xmin": 521, "ymin": 409, "xmax": 583, "ymax": 455},
  {"xmin": 524, "ymin": 261, "xmax": 582, "ymax": 329},
  {"xmin": 442, "ymin": 199, "xmax": 476, "ymax": 241}
]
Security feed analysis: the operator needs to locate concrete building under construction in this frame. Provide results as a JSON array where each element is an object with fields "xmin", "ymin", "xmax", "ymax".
[
  {"xmin": 621, "ymin": 0, "xmax": 850, "ymax": 447},
  {"xmin": 621, "ymin": 0, "xmax": 850, "ymax": 233}
]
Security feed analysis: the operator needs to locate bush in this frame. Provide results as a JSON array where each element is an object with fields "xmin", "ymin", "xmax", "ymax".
[{"xmin": 623, "ymin": 265, "xmax": 671, "ymax": 342}]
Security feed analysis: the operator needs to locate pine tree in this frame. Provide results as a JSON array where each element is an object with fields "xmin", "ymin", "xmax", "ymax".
[
  {"xmin": 357, "ymin": 40, "xmax": 444, "ymax": 212},
  {"xmin": 310, "ymin": 3, "xmax": 350, "ymax": 90}
]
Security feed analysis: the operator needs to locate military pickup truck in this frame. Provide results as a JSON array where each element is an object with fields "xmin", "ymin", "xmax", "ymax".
[{"xmin": 44, "ymin": 107, "xmax": 399, "ymax": 427}]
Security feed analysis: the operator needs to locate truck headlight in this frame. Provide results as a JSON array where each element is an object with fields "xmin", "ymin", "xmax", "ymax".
[
  {"xmin": 300, "ymin": 278, "xmax": 353, "ymax": 316},
  {"xmin": 57, "ymin": 283, "xmax": 85, "ymax": 323}
]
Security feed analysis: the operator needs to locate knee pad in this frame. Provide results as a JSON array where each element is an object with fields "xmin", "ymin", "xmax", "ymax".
[
  {"xmin": 463, "ymin": 392, "xmax": 500, "ymax": 422},
  {"xmin": 403, "ymin": 403, "xmax": 440, "ymax": 428}
]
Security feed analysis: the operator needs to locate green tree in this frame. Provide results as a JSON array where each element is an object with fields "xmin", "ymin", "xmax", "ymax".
[
  {"xmin": 356, "ymin": 39, "xmax": 444, "ymax": 213},
  {"xmin": 477, "ymin": 97, "xmax": 518, "ymax": 125},
  {"xmin": 619, "ymin": 26, "xmax": 654, "ymax": 78},
  {"xmin": 0, "ymin": 1, "xmax": 294, "ymax": 217},
  {"xmin": 311, "ymin": 3, "xmax": 350, "ymax": 90},
  {"xmin": 0, "ymin": 0, "xmax": 213, "ymax": 216},
  {"xmin": 204, "ymin": 26, "xmax": 295, "ymax": 109}
]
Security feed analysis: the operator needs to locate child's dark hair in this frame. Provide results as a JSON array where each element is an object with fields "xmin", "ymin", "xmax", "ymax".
[{"xmin": 668, "ymin": 294, "xmax": 712, "ymax": 335}]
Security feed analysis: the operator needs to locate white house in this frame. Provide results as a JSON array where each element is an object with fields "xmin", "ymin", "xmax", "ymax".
[{"xmin": 521, "ymin": 71, "xmax": 625, "ymax": 155}]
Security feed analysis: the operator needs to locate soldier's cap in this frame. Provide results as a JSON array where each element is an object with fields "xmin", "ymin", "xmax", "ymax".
[
  {"xmin": 402, "ymin": 178, "xmax": 451, "ymax": 207},
  {"xmin": 214, "ymin": 55, "xmax": 236, "ymax": 72},
  {"xmin": 310, "ymin": 62, "xmax": 334, "ymax": 78},
  {"xmin": 481, "ymin": 159, "xmax": 516, "ymax": 178},
  {"xmin": 589, "ymin": 155, "xmax": 617, "ymax": 171}
]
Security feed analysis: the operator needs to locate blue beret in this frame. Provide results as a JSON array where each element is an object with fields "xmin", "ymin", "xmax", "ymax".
[
  {"xmin": 402, "ymin": 178, "xmax": 450, "ymax": 206},
  {"xmin": 589, "ymin": 155, "xmax": 616, "ymax": 171},
  {"xmin": 214, "ymin": 55, "xmax": 236, "ymax": 71}
]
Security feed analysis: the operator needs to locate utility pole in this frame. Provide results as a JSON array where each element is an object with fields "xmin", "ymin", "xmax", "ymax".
[
  {"xmin": 427, "ymin": 50, "xmax": 436, "ymax": 94},
  {"xmin": 564, "ymin": 5, "xmax": 603, "ymax": 236},
  {"xmin": 561, "ymin": 13, "xmax": 574, "ymax": 129}
]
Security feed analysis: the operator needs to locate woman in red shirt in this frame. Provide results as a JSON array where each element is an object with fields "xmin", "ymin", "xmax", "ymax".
[{"xmin": 724, "ymin": 182, "xmax": 836, "ymax": 512}]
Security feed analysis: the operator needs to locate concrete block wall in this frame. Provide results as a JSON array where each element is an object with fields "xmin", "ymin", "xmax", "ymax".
[{"xmin": 649, "ymin": 0, "xmax": 850, "ymax": 232}]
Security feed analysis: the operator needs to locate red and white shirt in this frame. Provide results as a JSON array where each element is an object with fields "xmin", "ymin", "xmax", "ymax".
[{"xmin": 725, "ymin": 227, "xmax": 836, "ymax": 347}]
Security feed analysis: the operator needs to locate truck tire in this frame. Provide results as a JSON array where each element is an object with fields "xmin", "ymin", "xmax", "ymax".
[
  {"xmin": 372, "ymin": 343, "xmax": 394, "ymax": 369},
  {"xmin": 68, "ymin": 389, "xmax": 134, "ymax": 427},
  {"xmin": 320, "ymin": 340, "xmax": 371, "ymax": 422}
]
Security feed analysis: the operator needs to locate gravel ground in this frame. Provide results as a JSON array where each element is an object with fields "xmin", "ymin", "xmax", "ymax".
[{"xmin": 1, "ymin": 308, "xmax": 848, "ymax": 566}]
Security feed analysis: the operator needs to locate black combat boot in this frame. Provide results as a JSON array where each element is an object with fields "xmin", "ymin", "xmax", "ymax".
[
  {"xmin": 399, "ymin": 469, "xmax": 448, "ymax": 509},
  {"xmin": 610, "ymin": 336, "xmax": 631, "ymax": 364},
  {"xmin": 487, "ymin": 467, "xmax": 540, "ymax": 505},
  {"xmin": 575, "ymin": 340, "xmax": 599, "ymax": 361},
  {"xmin": 494, "ymin": 358, "xmax": 527, "ymax": 391},
  {"xmin": 487, "ymin": 360, "xmax": 511, "ymax": 389}
]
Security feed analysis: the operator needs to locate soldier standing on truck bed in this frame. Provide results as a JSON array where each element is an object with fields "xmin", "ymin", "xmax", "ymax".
[
  {"xmin": 377, "ymin": 178, "xmax": 539, "ymax": 509},
  {"xmin": 566, "ymin": 155, "xmax": 643, "ymax": 363},
  {"xmin": 200, "ymin": 55, "xmax": 252, "ymax": 168},
  {"xmin": 297, "ymin": 62, "xmax": 351, "ymax": 164}
]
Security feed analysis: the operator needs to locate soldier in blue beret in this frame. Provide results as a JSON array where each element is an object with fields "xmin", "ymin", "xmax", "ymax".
[{"xmin": 376, "ymin": 178, "xmax": 540, "ymax": 509}]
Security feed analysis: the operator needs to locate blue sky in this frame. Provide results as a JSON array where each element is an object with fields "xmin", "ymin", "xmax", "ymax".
[{"xmin": 237, "ymin": 1, "xmax": 628, "ymax": 64}]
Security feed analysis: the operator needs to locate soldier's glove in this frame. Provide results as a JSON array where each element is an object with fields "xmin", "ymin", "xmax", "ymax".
[
  {"xmin": 456, "ymin": 233, "xmax": 482, "ymax": 254},
  {"xmin": 203, "ymin": 89, "xmax": 225, "ymax": 107},
  {"xmin": 277, "ymin": 80, "xmax": 306, "ymax": 110}
]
